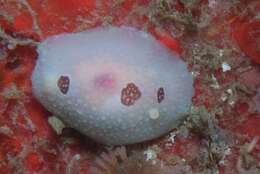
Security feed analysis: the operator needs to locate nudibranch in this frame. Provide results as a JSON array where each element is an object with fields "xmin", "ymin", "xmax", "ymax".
[{"xmin": 31, "ymin": 26, "xmax": 193, "ymax": 145}]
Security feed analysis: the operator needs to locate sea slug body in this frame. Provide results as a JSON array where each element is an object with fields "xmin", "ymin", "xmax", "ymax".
[{"xmin": 31, "ymin": 26, "xmax": 193, "ymax": 145}]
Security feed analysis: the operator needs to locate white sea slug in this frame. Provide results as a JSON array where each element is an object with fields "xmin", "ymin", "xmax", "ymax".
[{"xmin": 31, "ymin": 26, "xmax": 193, "ymax": 145}]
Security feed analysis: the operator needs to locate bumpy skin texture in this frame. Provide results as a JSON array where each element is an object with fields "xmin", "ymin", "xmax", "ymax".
[{"xmin": 31, "ymin": 26, "xmax": 193, "ymax": 145}]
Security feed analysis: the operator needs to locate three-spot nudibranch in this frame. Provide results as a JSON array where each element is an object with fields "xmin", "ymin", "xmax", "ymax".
[{"xmin": 31, "ymin": 26, "xmax": 193, "ymax": 145}]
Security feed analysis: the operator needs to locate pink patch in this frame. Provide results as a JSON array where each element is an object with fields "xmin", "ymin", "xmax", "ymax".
[{"xmin": 94, "ymin": 73, "xmax": 116, "ymax": 90}]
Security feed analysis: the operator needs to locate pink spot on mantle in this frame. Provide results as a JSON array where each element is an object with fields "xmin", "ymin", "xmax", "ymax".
[{"xmin": 94, "ymin": 73, "xmax": 116, "ymax": 90}]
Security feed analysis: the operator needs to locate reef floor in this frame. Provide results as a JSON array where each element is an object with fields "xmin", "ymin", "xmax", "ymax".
[{"xmin": 0, "ymin": 0, "xmax": 259, "ymax": 174}]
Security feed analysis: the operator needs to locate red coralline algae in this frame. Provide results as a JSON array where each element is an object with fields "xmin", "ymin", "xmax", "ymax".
[
  {"xmin": 232, "ymin": 21, "xmax": 260, "ymax": 64},
  {"xmin": 24, "ymin": 152, "xmax": 43, "ymax": 172},
  {"xmin": 230, "ymin": 1, "xmax": 260, "ymax": 64},
  {"xmin": 232, "ymin": 113, "xmax": 260, "ymax": 138}
]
